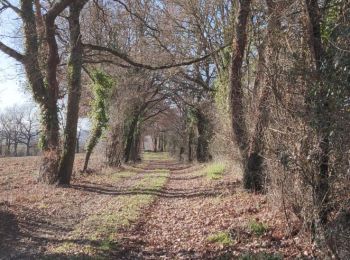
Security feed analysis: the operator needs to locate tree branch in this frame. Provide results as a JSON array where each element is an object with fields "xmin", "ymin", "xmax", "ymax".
[
  {"xmin": 0, "ymin": 41, "xmax": 24, "ymax": 62},
  {"xmin": 83, "ymin": 43, "xmax": 230, "ymax": 70},
  {"xmin": 45, "ymin": 0, "xmax": 72, "ymax": 20},
  {"xmin": 0, "ymin": 0, "xmax": 21, "ymax": 14}
]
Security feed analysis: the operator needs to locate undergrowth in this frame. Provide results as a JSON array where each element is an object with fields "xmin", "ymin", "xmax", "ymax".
[
  {"xmin": 248, "ymin": 220, "xmax": 268, "ymax": 236},
  {"xmin": 207, "ymin": 231, "xmax": 233, "ymax": 246},
  {"xmin": 205, "ymin": 162, "xmax": 226, "ymax": 180}
]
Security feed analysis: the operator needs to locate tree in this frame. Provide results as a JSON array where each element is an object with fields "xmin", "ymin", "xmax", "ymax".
[
  {"xmin": 83, "ymin": 70, "xmax": 113, "ymax": 172},
  {"xmin": 229, "ymin": 0, "xmax": 252, "ymax": 189},
  {"xmin": 0, "ymin": 104, "xmax": 39, "ymax": 157},
  {"xmin": 17, "ymin": 105, "xmax": 40, "ymax": 156},
  {"xmin": 0, "ymin": 0, "xmax": 72, "ymax": 183},
  {"xmin": 57, "ymin": 0, "xmax": 88, "ymax": 185}
]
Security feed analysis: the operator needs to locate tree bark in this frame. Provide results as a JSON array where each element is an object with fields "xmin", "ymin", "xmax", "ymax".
[
  {"xmin": 305, "ymin": 0, "xmax": 330, "ymax": 226},
  {"xmin": 21, "ymin": 0, "xmax": 61, "ymax": 184},
  {"xmin": 26, "ymin": 141, "xmax": 30, "ymax": 156},
  {"xmin": 130, "ymin": 131, "xmax": 141, "ymax": 162},
  {"xmin": 153, "ymin": 136, "xmax": 158, "ymax": 152},
  {"xmin": 244, "ymin": 0, "xmax": 278, "ymax": 192},
  {"xmin": 229, "ymin": 0, "xmax": 251, "ymax": 188},
  {"xmin": 188, "ymin": 125, "xmax": 195, "ymax": 162},
  {"xmin": 195, "ymin": 109, "xmax": 212, "ymax": 163},
  {"xmin": 13, "ymin": 142, "xmax": 18, "ymax": 157},
  {"xmin": 58, "ymin": 0, "xmax": 86, "ymax": 185},
  {"xmin": 124, "ymin": 115, "xmax": 139, "ymax": 163},
  {"xmin": 83, "ymin": 127, "xmax": 102, "ymax": 172},
  {"xmin": 106, "ymin": 122, "xmax": 123, "ymax": 167}
]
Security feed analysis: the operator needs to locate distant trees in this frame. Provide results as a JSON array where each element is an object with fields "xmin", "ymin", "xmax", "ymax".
[
  {"xmin": 0, "ymin": 0, "xmax": 74, "ymax": 183},
  {"xmin": 0, "ymin": 104, "xmax": 40, "ymax": 156}
]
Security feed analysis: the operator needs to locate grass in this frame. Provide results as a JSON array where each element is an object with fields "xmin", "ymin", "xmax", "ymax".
[
  {"xmin": 248, "ymin": 220, "xmax": 268, "ymax": 236},
  {"xmin": 85, "ymin": 170, "xmax": 137, "ymax": 185},
  {"xmin": 207, "ymin": 231, "xmax": 233, "ymax": 246},
  {"xmin": 134, "ymin": 170, "xmax": 169, "ymax": 190},
  {"xmin": 204, "ymin": 162, "xmax": 226, "ymax": 180},
  {"xmin": 51, "ymin": 168, "xmax": 170, "ymax": 258},
  {"xmin": 142, "ymin": 152, "xmax": 170, "ymax": 161}
]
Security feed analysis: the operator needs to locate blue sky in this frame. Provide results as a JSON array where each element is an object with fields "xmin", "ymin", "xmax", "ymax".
[
  {"xmin": 0, "ymin": 0, "xmax": 30, "ymax": 110},
  {"xmin": 0, "ymin": 53, "xmax": 29, "ymax": 109}
]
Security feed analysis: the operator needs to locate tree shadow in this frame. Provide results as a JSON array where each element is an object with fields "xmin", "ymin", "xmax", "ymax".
[
  {"xmin": 103, "ymin": 235, "xmax": 282, "ymax": 260},
  {"xmin": 168, "ymin": 174, "xmax": 203, "ymax": 180},
  {"xmin": 70, "ymin": 179, "xmax": 241, "ymax": 199},
  {"xmin": 0, "ymin": 205, "xmax": 21, "ymax": 259}
]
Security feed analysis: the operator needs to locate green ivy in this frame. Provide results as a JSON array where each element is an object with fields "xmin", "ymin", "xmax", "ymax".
[{"xmin": 85, "ymin": 70, "xmax": 114, "ymax": 153}]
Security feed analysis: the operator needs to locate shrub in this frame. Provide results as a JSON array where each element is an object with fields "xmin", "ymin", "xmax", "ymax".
[{"xmin": 248, "ymin": 220, "xmax": 268, "ymax": 236}]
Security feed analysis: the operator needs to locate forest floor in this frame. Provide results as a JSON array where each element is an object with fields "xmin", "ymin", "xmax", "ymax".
[{"xmin": 0, "ymin": 152, "xmax": 313, "ymax": 259}]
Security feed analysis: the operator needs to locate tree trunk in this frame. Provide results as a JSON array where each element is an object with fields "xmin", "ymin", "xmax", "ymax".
[
  {"xmin": 83, "ymin": 127, "xmax": 102, "ymax": 172},
  {"xmin": 6, "ymin": 139, "xmax": 10, "ymax": 156},
  {"xmin": 153, "ymin": 136, "xmax": 158, "ymax": 152},
  {"xmin": 21, "ymin": 0, "xmax": 65, "ymax": 184},
  {"xmin": 26, "ymin": 143, "xmax": 30, "ymax": 156},
  {"xmin": 58, "ymin": 1, "xmax": 85, "ymax": 185},
  {"xmin": 229, "ymin": 0, "xmax": 251, "ymax": 188},
  {"xmin": 305, "ymin": 0, "xmax": 330, "ymax": 226},
  {"xmin": 106, "ymin": 122, "xmax": 123, "ymax": 167},
  {"xmin": 130, "ymin": 131, "xmax": 141, "ymax": 162},
  {"xmin": 83, "ymin": 152, "xmax": 91, "ymax": 173},
  {"xmin": 244, "ymin": 0, "xmax": 277, "ymax": 192},
  {"xmin": 124, "ymin": 116, "xmax": 139, "ymax": 163},
  {"xmin": 76, "ymin": 138, "xmax": 79, "ymax": 153},
  {"xmin": 13, "ymin": 142, "xmax": 18, "ymax": 157},
  {"xmin": 37, "ymin": 103, "xmax": 60, "ymax": 184},
  {"xmin": 188, "ymin": 125, "xmax": 195, "ymax": 162},
  {"xmin": 195, "ymin": 109, "xmax": 212, "ymax": 163},
  {"xmin": 160, "ymin": 133, "xmax": 164, "ymax": 152},
  {"xmin": 245, "ymin": 87, "xmax": 270, "ymax": 191}
]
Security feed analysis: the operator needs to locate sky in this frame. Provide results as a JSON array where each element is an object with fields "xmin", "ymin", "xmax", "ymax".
[
  {"xmin": 0, "ymin": 53, "xmax": 30, "ymax": 110},
  {"xmin": 0, "ymin": 1, "xmax": 30, "ymax": 110}
]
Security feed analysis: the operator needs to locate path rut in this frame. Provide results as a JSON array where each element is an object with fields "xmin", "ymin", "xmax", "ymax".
[{"xmin": 112, "ymin": 157, "xmax": 240, "ymax": 259}]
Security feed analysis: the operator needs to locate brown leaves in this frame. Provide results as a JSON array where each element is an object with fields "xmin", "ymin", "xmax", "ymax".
[{"xmin": 0, "ymin": 155, "xmax": 313, "ymax": 259}]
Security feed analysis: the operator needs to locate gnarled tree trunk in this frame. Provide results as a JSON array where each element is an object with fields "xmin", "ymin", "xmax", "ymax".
[
  {"xmin": 244, "ymin": 0, "xmax": 278, "ymax": 192},
  {"xmin": 106, "ymin": 122, "xmax": 124, "ymax": 167},
  {"xmin": 124, "ymin": 115, "xmax": 139, "ymax": 163},
  {"xmin": 305, "ymin": 0, "xmax": 330, "ymax": 227},
  {"xmin": 229, "ymin": 0, "xmax": 251, "ymax": 189}
]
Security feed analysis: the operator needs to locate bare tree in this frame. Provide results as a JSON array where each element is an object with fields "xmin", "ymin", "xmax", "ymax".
[{"xmin": 18, "ymin": 105, "xmax": 40, "ymax": 156}]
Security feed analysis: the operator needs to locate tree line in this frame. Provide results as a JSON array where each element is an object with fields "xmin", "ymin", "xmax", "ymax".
[{"xmin": 0, "ymin": 0, "xmax": 348, "ymax": 257}]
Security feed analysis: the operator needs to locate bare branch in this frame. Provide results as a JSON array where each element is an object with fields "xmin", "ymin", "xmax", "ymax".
[
  {"xmin": 0, "ymin": 41, "xmax": 24, "ymax": 62},
  {"xmin": 0, "ymin": 0, "xmax": 21, "ymax": 14},
  {"xmin": 83, "ymin": 43, "xmax": 230, "ymax": 70}
]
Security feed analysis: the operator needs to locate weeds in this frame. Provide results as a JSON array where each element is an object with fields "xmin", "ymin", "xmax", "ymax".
[
  {"xmin": 207, "ymin": 231, "xmax": 233, "ymax": 246},
  {"xmin": 248, "ymin": 220, "xmax": 268, "ymax": 236},
  {"xmin": 205, "ymin": 162, "xmax": 226, "ymax": 180}
]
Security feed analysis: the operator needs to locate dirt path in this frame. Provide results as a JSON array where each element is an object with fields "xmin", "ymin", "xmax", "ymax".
[
  {"xmin": 113, "ymin": 160, "xmax": 235, "ymax": 259},
  {"xmin": 0, "ymin": 153, "xmax": 307, "ymax": 259},
  {"xmin": 111, "ymin": 156, "xmax": 306, "ymax": 259}
]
